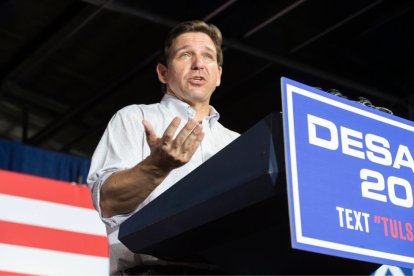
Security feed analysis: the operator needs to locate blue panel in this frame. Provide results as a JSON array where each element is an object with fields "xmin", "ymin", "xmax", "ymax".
[
  {"xmin": 281, "ymin": 77, "xmax": 414, "ymax": 269},
  {"xmin": 0, "ymin": 139, "xmax": 90, "ymax": 184}
]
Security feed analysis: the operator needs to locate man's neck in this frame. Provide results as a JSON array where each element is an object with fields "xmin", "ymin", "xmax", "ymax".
[
  {"xmin": 166, "ymin": 91, "xmax": 210, "ymax": 122},
  {"xmin": 192, "ymin": 103, "xmax": 210, "ymax": 123}
]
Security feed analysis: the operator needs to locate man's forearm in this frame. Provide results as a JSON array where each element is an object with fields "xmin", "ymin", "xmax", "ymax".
[
  {"xmin": 100, "ymin": 118, "xmax": 204, "ymax": 218},
  {"xmin": 99, "ymin": 156, "xmax": 170, "ymax": 218}
]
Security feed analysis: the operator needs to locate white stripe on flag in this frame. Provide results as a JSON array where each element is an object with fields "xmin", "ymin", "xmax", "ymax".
[
  {"xmin": 0, "ymin": 194, "xmax": 106, "ymax": 236},
  {"xmin": 0, "ymin": 243, "xmax": 109, "ymax": 276}
]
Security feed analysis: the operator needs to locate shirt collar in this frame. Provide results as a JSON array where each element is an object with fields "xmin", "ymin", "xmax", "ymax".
[{"xmin": 160, "ymin": 94, "xmax": 220, "ymax": 126}]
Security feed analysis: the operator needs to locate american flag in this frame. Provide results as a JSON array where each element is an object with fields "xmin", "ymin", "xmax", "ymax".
[{"xmin": 0, "ymin": 170, "xmax": 109, "ymax": 275}]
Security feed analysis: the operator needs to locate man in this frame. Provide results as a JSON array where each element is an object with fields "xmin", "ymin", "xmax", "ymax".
[{"xmin": 87, "ymin": 20, "xmax": 239, "ymax": 274}]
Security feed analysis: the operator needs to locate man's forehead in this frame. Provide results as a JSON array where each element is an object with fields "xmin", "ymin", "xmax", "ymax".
[
  {"xmin": 172, "ymin": 32, "xmax": 216, "ymax": 50},
  {"xmin": 174, "ymin": 44, "xmax": 216, "ymax": 53}
]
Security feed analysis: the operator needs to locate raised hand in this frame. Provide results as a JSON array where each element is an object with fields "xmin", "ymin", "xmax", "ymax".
[{"xmin": 142, "ymin": 117, "xmax": 204, "ymax": 173}]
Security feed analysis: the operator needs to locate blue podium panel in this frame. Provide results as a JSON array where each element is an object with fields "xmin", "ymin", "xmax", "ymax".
[{"xmin": 281, "ymin": 77, "xmax": 414, "ymax": 269}]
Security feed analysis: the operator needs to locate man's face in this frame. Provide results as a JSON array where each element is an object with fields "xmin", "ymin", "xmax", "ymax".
[{"xmin": 157, "ymin": 32, "xmax": 222, "ymax": 107}]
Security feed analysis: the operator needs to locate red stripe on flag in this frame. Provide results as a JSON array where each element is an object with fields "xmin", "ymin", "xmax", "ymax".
[
  {"xmin": 0, "ymin": 271, "xmax": 35, "ymax": 276},
  {"xmin": 0, "ymin": 221, "xmax": 108, "ymax": 257},
  {"xmin": 0, "ymin": 270, "xmax": 35, "ymax": 276},
  {"xmin": 0, "ymin": 170, "xmax": 93, "ymax": 209}
]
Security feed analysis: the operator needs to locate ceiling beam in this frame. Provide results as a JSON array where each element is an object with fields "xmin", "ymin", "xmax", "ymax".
[
  {"xmin": 85, "ymin": 1, "xmax": 400, "ymax": 104},
  {"xmin": 0, "ymin": 1, "xmax": 114, "ymax": 149},
  {"xmin": 0, "ymin": 1, "xmax": 87, "ymax": 82},
  {"xmin": 223, "ymin": 37, "xmax": 399, "ymax": 104},
  {"xmin": 243, "ymin": 0, "xmax": 307, "ymax": 39},
  {"xmin": 39, "ymin": 0, "xmax": 405, "ymax": 150},
  {"xmin": 203, "ymin": 0, "xmax": 239, "ymax": 21},
  {"xmin": 1, "ymin": 80, "xmax": 68, "ymax": 113},
  {"xmin": 27, "ymin": 51, "xmax": 159, "ymax": 145},
  {"xmin": 357, "ymin": 0, "xmax": 414, "ymax": 39},
  {"xmin": 288, "ymin": 0, "xmax": 383, "ymax": 54},
  {"xmin": 42, "ymin": 0, "xmax": 238, "ymax": 150}
]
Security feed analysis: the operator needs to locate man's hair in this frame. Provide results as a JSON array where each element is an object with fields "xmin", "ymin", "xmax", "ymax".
[{"xmin": 158, "ymin": 20, "xmax": 223, "ymax": 66}]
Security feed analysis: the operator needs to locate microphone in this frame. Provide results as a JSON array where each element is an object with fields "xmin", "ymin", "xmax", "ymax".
[{"xmin": 314, "ymin": 86, "xmax": 393, "ymax": 115}]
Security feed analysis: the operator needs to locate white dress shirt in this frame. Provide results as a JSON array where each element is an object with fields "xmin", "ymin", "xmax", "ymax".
[{"xmin": 87, "ymin": 94, "xmax": 239, "ymax": 274}]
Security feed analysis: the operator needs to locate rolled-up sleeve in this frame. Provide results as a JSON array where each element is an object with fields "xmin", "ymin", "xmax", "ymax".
[{"xmin": 87, "ymin": 106, "xmax": 146, "ymax": 227}]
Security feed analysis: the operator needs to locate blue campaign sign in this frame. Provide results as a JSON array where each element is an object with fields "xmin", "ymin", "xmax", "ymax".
[{"xmin": 281, "ymin": 77, "xmax": 414, "ymax": 269}]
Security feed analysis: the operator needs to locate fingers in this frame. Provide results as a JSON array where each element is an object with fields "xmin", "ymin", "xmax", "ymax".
[
  {"xmin": 143, "ymin": 117, "xmax": 204, "ymax": 164},
  {"xmin": 182, "ymin": 124, "xmax": 204, "ymax": 154},
  {"xmin": 143, "ymin": 117, "xmax": 182, "ymax": 147},
  {"xmin": 162, "ymin": 117, "xmax": 181, "ymax": 144},
  {"xmin": 142, "ymin": 119, "xmax": 157, "ymax": 145},
  {"xmin": 162, "ymin": 118, "xmax": 203, "ymax": 151},
  {"xmin": 173, "ymin": 119, "xmax": 197, "ymax": 148}
]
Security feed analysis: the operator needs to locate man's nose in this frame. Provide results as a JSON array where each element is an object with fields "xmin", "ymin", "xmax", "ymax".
[{"xmin": 191, "ymin": 55, "xmax": 204, "ymax": 70}]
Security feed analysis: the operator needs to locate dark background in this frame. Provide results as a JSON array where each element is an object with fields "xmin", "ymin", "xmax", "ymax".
[{"xmin": 1, "ymin": 0, "xmax": 413, "ymax": 158}]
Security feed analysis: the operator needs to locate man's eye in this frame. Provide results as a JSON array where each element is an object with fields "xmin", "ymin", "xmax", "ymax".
[
  {"xmin": 180, "ymin": 52, "xmax": 191, "ymax": 58},
  {"xmin": 203, "ymin": 54, "xmax": 214, "ymax": 61}
]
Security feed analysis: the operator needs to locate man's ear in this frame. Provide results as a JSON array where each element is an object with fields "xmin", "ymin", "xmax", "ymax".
[
  {"xmin": 216, "ymin": 66, "xmax": 223, "ymax": 87},
  {"xmin": 156, "ymin": 63, "xmax": 168, "ymax": 84}
]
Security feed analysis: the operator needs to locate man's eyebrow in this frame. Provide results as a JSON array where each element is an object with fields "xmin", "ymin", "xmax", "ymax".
[
  {"xmin": 173, "ymin": 45, "xmax": 216, "ymax": 54},
  {"xmin": 173, "ymin": 45, "xmax": 191, "ymax": 54},
  {"xmin": 203, "ymin": 46, "xmax": 216, "ymax": 53}
]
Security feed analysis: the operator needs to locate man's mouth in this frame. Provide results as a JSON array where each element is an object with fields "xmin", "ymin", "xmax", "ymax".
[
  {"xmin": 191, "ymin": 76, "xmax": 205, "ymax": 80},
  {"xmin": 189, "ymin": 76, "xmax": 206, "ymax": 85}
]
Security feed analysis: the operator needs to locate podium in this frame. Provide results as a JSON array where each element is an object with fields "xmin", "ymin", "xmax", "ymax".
[{"xmin": 119, "ymin": 112, "xmax": 379, "ymax": 274}]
